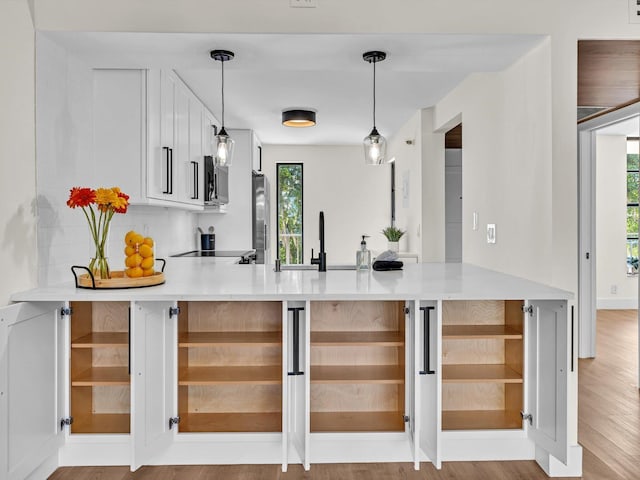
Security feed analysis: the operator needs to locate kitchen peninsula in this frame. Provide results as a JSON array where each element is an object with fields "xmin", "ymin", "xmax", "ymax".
[{"xmin": 3, "ymin": 262, "xmax": 582, "ymax": 478}]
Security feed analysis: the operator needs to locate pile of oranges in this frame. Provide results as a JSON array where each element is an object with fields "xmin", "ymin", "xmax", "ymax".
[{"xmin": 124, "ymin": 230, "xmax": 155, "ymax": 278}]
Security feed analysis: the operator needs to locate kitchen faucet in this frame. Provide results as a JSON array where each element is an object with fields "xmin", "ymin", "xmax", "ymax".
[{"xmin": 310, "ymin": 211, "xmax": 327, "ymax": 272}]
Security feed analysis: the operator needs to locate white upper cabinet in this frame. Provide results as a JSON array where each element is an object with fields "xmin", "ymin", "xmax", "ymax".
[{"xmin": 93, "ymin": 68, "xmax": 218, "ymax": 209}]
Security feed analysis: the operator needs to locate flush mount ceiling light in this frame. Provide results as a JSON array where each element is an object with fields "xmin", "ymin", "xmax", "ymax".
[
  {"xmin": 210, "ymin": 49, "xmax": 235, "ymax": 166},
  {"xmin": 362, "ymin": 50, "xmax": 387, "ymax": 165},
  {"xmin": 282, "ymin": 109, "xmax": 317, "ymax": 127}
]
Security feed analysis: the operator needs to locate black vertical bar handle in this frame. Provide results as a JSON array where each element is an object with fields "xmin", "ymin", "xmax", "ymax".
[
  {"xmin": 571, "ymin": 305, "xmax": 575, "ymax": 373},
  {"xmin": 162, "ymin": 147, "xmax": 171, "ymax": 194},
  {"xmin": 191, "ymin": 161, "xmax": 198, "ymax": 199},
  {"xmin": 169, "ymin": 147, "xmax": 174, "ymax": 194},
  {"xmin": 419, "ymin": 306, "xmax": 435, "ymax": 375},
  {"xmin": 288, "ymin": 307, "xmax": 305, "ymax": 376}
]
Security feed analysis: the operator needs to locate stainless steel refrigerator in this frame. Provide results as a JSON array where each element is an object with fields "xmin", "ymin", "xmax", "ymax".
[{"xmin": 252, "ymin": 171, "xmax": 270, "ymax": 264}]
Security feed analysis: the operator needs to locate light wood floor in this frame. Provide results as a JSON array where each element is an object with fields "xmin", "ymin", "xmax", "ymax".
[{"xmin": 48, "ymin": 310, "xmax": 640, "ymax": 480}]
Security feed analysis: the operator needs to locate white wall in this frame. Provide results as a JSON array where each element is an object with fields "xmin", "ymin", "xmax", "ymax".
[
  {"xmin": 262, "ymin": 145, "xmax": 389, "ymax": 264},
  {"xmin": 596, "ymin": 135, "xmax": 638, "ymax": 308},
  {"xmin": 387, "ymin": 110, "xmax": 422, "ymax": 256},
  {"xmin": 0, "ymin": 0, "xmax": 36, "ymax": 306},
  {"xmin": 434, "ymin": 39, "xmax": 553, "ymax": 284},
  {"xmin": 36, "ymin": 34, "xmax": 197, "ymax": 285}
]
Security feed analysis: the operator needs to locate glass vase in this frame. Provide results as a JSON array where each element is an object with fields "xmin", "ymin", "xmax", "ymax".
[{"xmin": 89, "ymin": 249, "xmax": 110, "ymax": 279}]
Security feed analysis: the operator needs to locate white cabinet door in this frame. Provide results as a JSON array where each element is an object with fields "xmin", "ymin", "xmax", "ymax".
[
  {"xmin": 252, "ymin": 132, "xmax": 262, "ymax": 172},
  {"xmin": 0, "ymin": 302, "xmax": 63, "ymax": 480},
  {"xmin": 148, "ymin": 70, "xmax": 177, "ymax": 201},
  {"xmin": 92, "ymin": 69, "xmax": 146, "ymax": 204},
  {"xmin": 131, "ymin": 301, "xmax": 176, "ymax": 470},
  {"xmin": 203, "ymin": 110, "xmax": 217, "ymax": 157},
  {"xmin": 526, "ymin": 300, "xmax": 569, "ymax": 464},
  {"xmin": 179, "ymin": 93, "xmax": 204, "ymax": 206},
  {"xmin": 285, "ymin": 301, "xmax": 308, "ymax": 470},
  {"xmin": 413, "ymin": 300, "xmax": 440, "ymax": 469}
]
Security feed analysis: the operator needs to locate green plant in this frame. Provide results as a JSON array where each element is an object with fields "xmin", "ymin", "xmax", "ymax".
[{"xmin": 381, "ymin": 226, "xmax": 405, "ymax": 242}]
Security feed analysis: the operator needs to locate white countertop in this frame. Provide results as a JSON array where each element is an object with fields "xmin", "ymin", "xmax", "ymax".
[{"xmin": 11, "ymin": 261, "xmax": 573, "ymax": 302}]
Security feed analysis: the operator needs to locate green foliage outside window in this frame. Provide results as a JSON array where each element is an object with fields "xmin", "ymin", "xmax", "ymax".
[
  {"xmin": 277, "ymin": 164, "xmax": 303, "ymax": 264},
  {"xmin": 627, "ymin": 152, "xmax": 639, "ymax": 272}
]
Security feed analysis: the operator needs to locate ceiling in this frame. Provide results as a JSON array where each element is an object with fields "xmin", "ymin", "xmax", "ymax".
[
  {"xmin": 45, "ymin": 32, "xmax": 544, "ymax": 145},
  {"xmin": 596, "ymin": 116, "xmax": 639, "ymax": 137}
]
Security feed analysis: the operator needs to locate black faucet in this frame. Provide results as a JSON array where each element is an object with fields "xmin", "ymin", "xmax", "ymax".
[{"xmin": 310, "ymin": 211, "xmax": 327, "ymax": 272}]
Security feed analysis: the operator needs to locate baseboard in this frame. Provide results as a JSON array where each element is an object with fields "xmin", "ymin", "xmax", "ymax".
[{"xmin": 596, "ymin": 298, "xmax": 637, "ymax": 309}]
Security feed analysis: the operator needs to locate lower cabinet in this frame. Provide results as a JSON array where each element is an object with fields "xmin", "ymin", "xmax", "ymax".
[
  {"xmin": 176, "ymin": 301, "xmax": 283, "ymax": 433},
  {"xmin": 1, "ymin": 297, "xmax": 575, "ymax": 477}
]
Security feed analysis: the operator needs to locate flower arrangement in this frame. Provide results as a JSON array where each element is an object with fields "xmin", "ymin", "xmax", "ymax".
[
  {"xmin": 67, "ymin": 186, "xmax": 129, "ymax": 279},
  {"xmin": 381, "ymin": 226, "xmax": 405, "ymax": 242}
]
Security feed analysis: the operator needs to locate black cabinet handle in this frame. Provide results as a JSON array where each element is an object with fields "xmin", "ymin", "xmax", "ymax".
[
  {"xmin": 191, "ymin": 161, "xmax": 199, "ymax": 199},
  {"xmin": 162, "ymin": 147, "xmax": 170, "ymax": 194},
  {"xmin": 419, "ymin": 306, "xmax": 435, "ymax": 375},
  {"xmin": 288, "ymin": 307, "xmax": 304, "ymax": 376},
  {"xmin": 571, "ymin": 305, "xmax": 574, "ymax": 373},
  {"xmin": 169, "ymin": 148, "xmax": 174, "ymax": 195}
]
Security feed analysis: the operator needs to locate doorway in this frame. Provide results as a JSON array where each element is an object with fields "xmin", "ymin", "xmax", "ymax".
[
  {"xmin": 578, "ymin": 104, "xmax": 640, "ymax": 386},
  {"xmin": 445, "ymin": 123, "xmax": 462, "ymax": 263}
]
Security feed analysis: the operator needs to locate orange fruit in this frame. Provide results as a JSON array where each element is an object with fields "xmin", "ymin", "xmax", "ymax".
[
  {"xmin": 142, "ymin": 268, "xmax": 155, "ymax": 277},
  {"xmin": 125, "ymin": 253, "xmax": 143, "ymax": 268},
  {"xmin": 126, "ymin": 266, "xmax": 143, "ymax": 278},
  {"xmin": 124, "ymin": 245, "xmax": 136, "ymax": 257},
  {"xmin": 141, "ymin": 257, "xmax": 154, "ymax": 270},
  {"xmin": 139, "ymin": 244, "xmax": 153, "ymax": 258},
  {"xmin": 124, "ymin": 230, "xmax": 136, "ymax": 245},
  {"xmin": 132, "ymin": 233, "xmax": 144, "ymax": 246},
  {"xmin": 143, "ymin": 237, "xmax": 154, "ymax": 247}
]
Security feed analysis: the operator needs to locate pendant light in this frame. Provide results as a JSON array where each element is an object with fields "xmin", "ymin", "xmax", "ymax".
[
  {"xmin": 210, "ymin": 49, "xmax": 235, "ymax": 166},
  {"xmin": 362, "ymin": 50, "xmax": 387, "ymax": 165}
]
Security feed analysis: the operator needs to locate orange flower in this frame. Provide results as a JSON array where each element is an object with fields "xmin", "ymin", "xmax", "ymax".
[
  {"xmin": 114, "ymin": 191, "xmax": 130, "ymax": 214},
  {"xmin": 95, "ymin": 187, "xmax": 119, "ymax": 212},
  {"xmin": 66, "ymin": 187, "xmax": 95, "ymax": 208}
]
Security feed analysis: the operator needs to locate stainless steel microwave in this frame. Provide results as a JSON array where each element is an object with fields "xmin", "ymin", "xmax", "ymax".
[{"xmin": 204, "ymin": 155, "xmax": 229, "ymax": 205}]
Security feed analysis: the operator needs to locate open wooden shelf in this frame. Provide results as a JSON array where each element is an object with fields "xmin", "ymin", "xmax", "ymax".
[
  {"xmin": 71, "ymin": 332, "xmax": 129, "ymax": 348},
  {"xmin": 179, "ymin": 331, "xmax": 281, "ymax": 347},
  {"xmin": 442, "ymin": 364, "xmax": 522, "ymax": 383},
  {"xmin": 178, "ymin": 412, "xmax": 281, "ymax": 432},
  {"xmin": 311, "ymin": 365, "xmax": 404, "ymax": 384},
  {"xmin": 71, "ymin": 366, "xmax": 130, "ymax": 386},
  {"xmin": 442, "ymin": 325, "xmax": 522, "ymax": 339},
  {"xmin": 442, "ymin": 410, "xmax": 523, "ymax": 431},
  {"xmin": 311, "ymin": 411, "xmax": 404, "ymax": 432},
  {"xmin": 179, "ymin": 365, "xmax": 281, "ymax": 385},
  {"xmin": 311, "ymin": 331, "xmax": 404, "ymax": 346},
  {"xmin": 71, "ymin": 413, "xmax": 130, "ymax": 434}
]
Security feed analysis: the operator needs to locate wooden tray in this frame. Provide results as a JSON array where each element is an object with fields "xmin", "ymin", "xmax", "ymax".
[{"xmin": 71, "ymin": 260, "xmax": 166, "ymax": 289}]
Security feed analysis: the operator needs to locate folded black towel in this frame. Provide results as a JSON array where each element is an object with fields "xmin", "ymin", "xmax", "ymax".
[{"xmin": 372, "ymin": 260, "xmax": 404, "ymax": 271}]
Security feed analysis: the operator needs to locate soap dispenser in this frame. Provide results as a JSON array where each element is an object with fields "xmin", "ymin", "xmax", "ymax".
[{"xmin": 356, "ymin": 235, "xmax": 371, "ymax": 271}]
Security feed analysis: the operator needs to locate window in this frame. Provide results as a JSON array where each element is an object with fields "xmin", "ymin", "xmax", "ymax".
[
  {"xmin": 627, "ymin": 138, "xmax": 639, "ymax": 274},
  {"xmin": 277, "ymin": 163, "xmax": 303, "ymax": 264}
]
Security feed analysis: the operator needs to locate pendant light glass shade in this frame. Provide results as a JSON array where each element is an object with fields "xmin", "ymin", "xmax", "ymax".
[
  {"xmin": 362, "ymin": 51, "xmax": 387, "ymax": 165},
  {"xmin": 215, "ymin": 126, "xmax": 235, "ymax": 167},
  {"xmin": 363, "ymin": 127, "xmax": 387, "ymax": 165},
  {"xmin": 211, "ymin": 49, "xmax": 235, "ymax": 166}
]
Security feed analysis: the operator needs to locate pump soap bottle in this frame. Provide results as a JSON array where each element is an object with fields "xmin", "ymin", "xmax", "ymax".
[{"xmin": 356, "ymin": 235, "xmax": 371, "ymax": 271}]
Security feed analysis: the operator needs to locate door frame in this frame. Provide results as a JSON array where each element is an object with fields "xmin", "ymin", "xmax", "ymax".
[{"xmin": 577, "ymin": 102, "xmax": 640, "ymax": 360}]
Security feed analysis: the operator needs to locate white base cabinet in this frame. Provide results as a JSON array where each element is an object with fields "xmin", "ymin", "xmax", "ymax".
[{"xmin": 0, "ymin": 297, "xmax": 580, "ymax": 478}]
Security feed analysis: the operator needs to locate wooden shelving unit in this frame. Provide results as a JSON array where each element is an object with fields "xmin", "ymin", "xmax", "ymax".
[
  {"xmin": 310, "ymin": 301, "xmax": 406, "ymax": 433},
  {"xmin": 70, "ymin": 301, "xmax": 130, "ymax": 434},
  {"xmin": 177, "ymin": 301, "xmax": 283, "ymax": 433},
  {"xmin": 441, "ymin": 300, "xmax": 524, "ymax": 431}
]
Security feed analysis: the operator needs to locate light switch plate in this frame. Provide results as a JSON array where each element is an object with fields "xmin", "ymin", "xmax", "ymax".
[
  {"xmin": 487, "ymin": 224, "xmax": 496, "ymax": 244},
  {"xmin": 473, "ymin": 212, "xmax": 478, "ymax": 231},
  {"xmin": 629, "ymin": 0, "xmax": 640, "ymax": 23}
]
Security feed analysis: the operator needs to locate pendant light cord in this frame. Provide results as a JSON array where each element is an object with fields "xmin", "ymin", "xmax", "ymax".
[
  {"xmin": 221, "ymin": 59, "xmax": 225, "ymax": 128},
  {"xmin": 372, "ymin": 59, "xmax": 376, "ymax": 129}
]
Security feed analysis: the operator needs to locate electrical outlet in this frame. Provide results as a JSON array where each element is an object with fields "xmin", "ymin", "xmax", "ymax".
[
  {"xmin": 290, "ymin": 0, "xmax": 317, "ymax": 7},
  {"xmin": 611, "ymin": 284, "xmax": 618, "ymax": 295},
  {"xmin": 487, "ymin": 224, "xmax": 496, "ymax": 244},
  {"xmin": 629, "ymin": 0, "xmax": 640, "ymax": 23}
]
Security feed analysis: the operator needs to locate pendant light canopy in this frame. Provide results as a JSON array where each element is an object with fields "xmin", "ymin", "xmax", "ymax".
[
  {"xmin": 211, "ymin": 49, "xmax": 235, "ymax": 166},
  {"xmin": 362, "ymin": 50, "xmax": 387, "ymax": 165}
]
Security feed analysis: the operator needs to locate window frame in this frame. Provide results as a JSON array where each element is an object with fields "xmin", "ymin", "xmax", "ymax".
[{"xmin": 626, "ymin": 137, "xmax": 639, "ymax": 274}]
